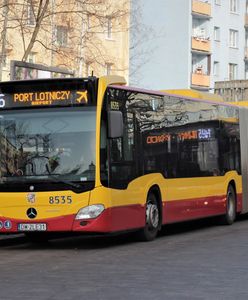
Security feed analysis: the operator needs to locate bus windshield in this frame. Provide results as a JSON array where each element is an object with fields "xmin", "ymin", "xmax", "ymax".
[{"xmin": 0, "ymin": 107, "xmax": 96, "ymax": 190}]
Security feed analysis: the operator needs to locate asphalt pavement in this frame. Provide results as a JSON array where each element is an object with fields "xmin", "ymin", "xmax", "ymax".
[{"xmin": 0, "ymin": 216, "xmax": 248, "ymax": 300}]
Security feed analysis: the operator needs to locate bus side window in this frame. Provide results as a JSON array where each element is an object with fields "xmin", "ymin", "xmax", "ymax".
[
  {"xmin": 100, "ymin": 121, "xmax": 108, "ymax": 181},
  {"xmin": 110, "ymin": 138, "xmax": 122, "ymax": 161},
  {"xmin": 218, "ymin": 121, "xmax": 240, "ymax": 175}
]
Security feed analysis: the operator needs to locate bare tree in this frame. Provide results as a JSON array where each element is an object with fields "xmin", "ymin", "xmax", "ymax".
[
  {"xmin": 22, "ymin": 0, "xmax": 50, "ymax": 61},
  {"xmin": 0, "ymin": 0, "xmax": 9, "ymax": 81},
  {"xmin": 0, "ymin": 0, "xmax": 130, "ymax": 78}
]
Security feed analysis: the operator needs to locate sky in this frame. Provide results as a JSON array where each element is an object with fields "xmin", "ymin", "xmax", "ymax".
[{"xmin": 130, "ymin": 0, "xmax": 167, "ymax": 90}]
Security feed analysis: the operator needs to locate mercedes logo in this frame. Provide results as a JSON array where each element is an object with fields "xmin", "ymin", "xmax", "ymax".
[{"xmin": 27, "ymin": 208, "xmax": 37, "ymax": 219}]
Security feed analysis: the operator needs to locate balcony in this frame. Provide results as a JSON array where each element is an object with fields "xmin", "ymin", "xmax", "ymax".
[
  {"xmin": 192, "ymin": 0, "xmax": 211, "ymax": 17},
  {"xmin": 192, "ymin": 37, "xmax": 211, "ymax": 53},
  {"xmin": 191, "ymin": 71, "xmax": 210, "ymax": 88},
  {"xmin": 245, "ymin": 14, "xmax": 248, "ymax": 27},
  {"xmin": 245, "ymin": 47, "xmax": 248, "ymax": 60}
]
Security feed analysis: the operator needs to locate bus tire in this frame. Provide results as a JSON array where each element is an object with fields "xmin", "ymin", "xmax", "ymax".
[
  {"xmin": 221, "ymin": 185, "xmax": 236, "ymax": 225},
  {"xmin": 137, "ymin": 192, "xmax": 160, "ymax": 241}
]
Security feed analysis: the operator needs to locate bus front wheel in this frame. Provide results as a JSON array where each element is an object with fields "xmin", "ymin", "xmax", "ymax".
[
  {"xmin": 137, "ymin": 192, "xmax": 160, "ymax": 241},
  {"xmin": 221, "ymin": 185, "xmax": 236, "ymax": 225}
]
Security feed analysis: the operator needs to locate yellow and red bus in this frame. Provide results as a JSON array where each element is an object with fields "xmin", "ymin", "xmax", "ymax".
[{"xmin": 0, "ymin": 75, "xmax": 246, "ymax": 241}]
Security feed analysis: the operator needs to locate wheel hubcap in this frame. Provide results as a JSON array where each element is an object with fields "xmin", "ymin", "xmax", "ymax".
[
  {"xmin": 146, "ymin": 203, "xmax": 159, "ymax": 229},
  {"xmin": 228, "ymin": 192, "xmax": 235, "ymax": 219}
]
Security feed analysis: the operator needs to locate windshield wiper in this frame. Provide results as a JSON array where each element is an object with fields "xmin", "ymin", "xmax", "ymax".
[
  {"xmin": 49, "ymin": 176, "xmax": 86, "ymax": 193},
  {"xmin": 0, "ymin": 176, "xmax": 95, "ymax": 193}
]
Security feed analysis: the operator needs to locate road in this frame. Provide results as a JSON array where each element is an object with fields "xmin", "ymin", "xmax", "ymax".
[{"xmin": 0, "ymin": 216, "xmax": 248, "ymax": 300}]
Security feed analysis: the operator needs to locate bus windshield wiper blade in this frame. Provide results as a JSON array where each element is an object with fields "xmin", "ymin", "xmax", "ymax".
[{"xmin": 49, "ymin": 176, "xmax": 84, "ymax": 192}]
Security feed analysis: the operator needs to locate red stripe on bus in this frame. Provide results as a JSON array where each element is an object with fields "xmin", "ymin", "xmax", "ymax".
[
  {"xmin": 0, "ymin": 193, "xmax": 241, "ymax": 233},
  {"xmin": 163, "ymin": 193, "xmax": 242, "ymax": 224},
  {"xmin": 0, "ymin": 205, "xmax": 145, "ymax": 233},
  {"xmin": 0, "ymin": 214, "xmax": 76, "ymax": 233},
  {"xmin": 72, "ymin": 204, "xmax": 145, "ymax": 232}
]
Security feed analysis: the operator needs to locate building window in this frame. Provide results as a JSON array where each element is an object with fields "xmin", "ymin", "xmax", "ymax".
[
  {"xmin": 0, "ymin": 52, "xmax": 7, "ymax": 67},
  {"xmin": 85, "ymin": 62, "xmax": 91, "ymax": 76},
  {"xmin": 213, "ymin": 61, "xmax": 219, "ymax": 76},
  {"xmin": 26, "ymin": 0, "xmax": 35, "ymax": 26},
  {"xmin": 214, "ymin": 27, "xmax": 220, "ymax": 41},
  {"xmin": 229, "ymin": 29, "xmax": 238, "ymax": 48},
  {"xmin": 229, "ymin": 63, "xmax": 237, "ymax": 80},
  {"xmin": 230, "ymin": 0, "xmax": 238, "ymax": 13},
  {"xmin": 245, "ymin": 63, "xmax": 248, "ymax": 79},
  {"xmin": 27, "ymin": 52, "xmax": 35, "ymax": 63},
  {"xmin": 56, "ymin": 26, "xmax": 68, "ymax": 47},
  {"xmin": 105, "ymin": 63, "xmax": 112, "ymax": 75},
  {"xmin": 106, "ymin": 17, "xmax": 112, "ymax": 39}
]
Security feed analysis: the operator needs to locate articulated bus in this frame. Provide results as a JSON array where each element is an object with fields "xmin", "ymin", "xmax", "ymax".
[{"xmin": 0, "ymin": 75, "xmax": 247, "ymax": 242}]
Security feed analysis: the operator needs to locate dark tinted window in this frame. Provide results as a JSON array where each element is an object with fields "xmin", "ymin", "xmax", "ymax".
[
  {"xmin": 0, "ymin": 107, "xmax": 96, "ymax": 191},
  {"xmin": 101, "ymin": 88, "xmax": 241, "ymax": 188}
]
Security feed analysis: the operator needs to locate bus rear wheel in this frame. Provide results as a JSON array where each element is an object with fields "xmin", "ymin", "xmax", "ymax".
[
  {"xmin": 137, "ymin": 192, "xmax": 160, "ymax": 241},
  {"xmin": 221, "ymin": 185, "xmax": 236, "ymax": 225}
]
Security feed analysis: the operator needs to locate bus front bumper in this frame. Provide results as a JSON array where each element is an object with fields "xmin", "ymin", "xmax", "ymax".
[{"xmin": 0, "ymin": 205, "xmax": 145, "ymax": 234}]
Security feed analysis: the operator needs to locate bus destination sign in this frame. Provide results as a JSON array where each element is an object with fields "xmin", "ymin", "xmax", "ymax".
[
  {"xmin": 0, "ymin": 89, "xmax": 88, "ymax": 109},
  {"xmin": 146, "ymin": 128, "xmax": 213, "ymax": 145}
]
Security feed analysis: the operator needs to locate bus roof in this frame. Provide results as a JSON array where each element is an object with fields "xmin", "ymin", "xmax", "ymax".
[
  {"xmin": 160, "ymin": 89, "xmax": 224, "ymax": 102},
  {"xmin": 229, "ymin": 101, "xmax": 248, "ymax": 107},
  {"xmin": 112, "ymin": 85, "xmax": 239, "ymax": 109}
]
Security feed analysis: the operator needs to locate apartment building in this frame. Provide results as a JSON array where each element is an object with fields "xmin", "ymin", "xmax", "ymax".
[
  {"xmin": 130, "ymin": 0, "xmax": 246, "ymax": 91},
  {"xmin": 0, "ymin": 0, "xmax": 130, "ymax": 82},
  {"xmin": 214, "ymin": 0, "xmax": 248, "ymax": 101}
]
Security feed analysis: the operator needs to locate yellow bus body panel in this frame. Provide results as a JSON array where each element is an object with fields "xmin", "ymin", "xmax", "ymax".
[
  {"xmin": 161, "ymin": 89, "xmax": 224, "ymax": 102},
  {"xmin": 0, "ymin": 191, "xmax": 90, "ymax": 220}
]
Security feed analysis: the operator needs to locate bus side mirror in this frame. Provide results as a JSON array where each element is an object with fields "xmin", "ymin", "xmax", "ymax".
[{"xmin": 107, "ymin": 110, "xmax": 123, "ymax": 138}]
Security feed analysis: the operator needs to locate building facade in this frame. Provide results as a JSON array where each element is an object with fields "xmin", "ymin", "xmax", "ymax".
[
  {"xmin": 215, "ymin": 79, "xmax": 248, "ymax": 102},
  {"xmin": 214, "ymin": 1, "xmax": 248, "ymax": 102},
  {"xmin": 130, "ymin": 0, "xmax": 246, "ymax": 91},
  {"xmin": 0, "ymin": 0, "xmax": 130, "ymax": 82}
]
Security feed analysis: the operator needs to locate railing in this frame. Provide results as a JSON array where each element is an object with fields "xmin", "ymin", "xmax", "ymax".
[
  {"xmin": 192, "ymin": 0, "xmax": 211, "ymax": 16},
  {"xmin": 245, "ymin": 47, "xmax": 248, "ymax": 60},
  {"xmin": 192, "ymin": 37, "xmax": 211, "ymax": 52},
  {"xmin": 191, "ymin": 72, "xmax": 210, "ymax": 87},
  {"xmin": 245, "ymin": 13, "xmax": 248, "ymax": 27}
]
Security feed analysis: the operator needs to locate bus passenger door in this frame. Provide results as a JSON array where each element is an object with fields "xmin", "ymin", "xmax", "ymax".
[{"xmin": 164, "ymin": 126, "xmax": 225, "ymax": 223}]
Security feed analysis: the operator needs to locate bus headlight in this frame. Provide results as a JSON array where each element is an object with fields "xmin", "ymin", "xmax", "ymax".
[{"xmin": 75, "ymin": 204, "xmax": 105, "ymax": 220}]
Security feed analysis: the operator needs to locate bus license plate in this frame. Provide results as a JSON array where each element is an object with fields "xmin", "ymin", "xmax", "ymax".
[{"xmin": 18, "ymin": 223, "xmax": 47, "ymax": 231}]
